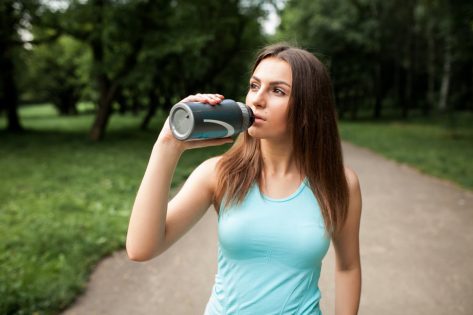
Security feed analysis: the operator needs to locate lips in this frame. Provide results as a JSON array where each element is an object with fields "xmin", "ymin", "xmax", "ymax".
[{"xmin": 254, "ymin": 113, "xmax": 266, "ymax": 121}]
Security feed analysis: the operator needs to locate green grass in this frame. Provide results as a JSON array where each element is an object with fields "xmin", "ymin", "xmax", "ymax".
[
  {"xmin": 339, "ymin": 111, "xmax": 473, "ymax": 190},
  {"xmin": 0, "ymin": 104, "xmax": 231, "ymax": 315}
]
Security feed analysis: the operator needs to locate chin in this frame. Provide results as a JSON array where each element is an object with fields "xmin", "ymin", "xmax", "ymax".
[
  {"xmin": 248, "ymin": 126, "xmax": 290, "ymax": 142},
  {"xmin": 248, "ymin": 127, "xmax": 263, "ymax": 139}
]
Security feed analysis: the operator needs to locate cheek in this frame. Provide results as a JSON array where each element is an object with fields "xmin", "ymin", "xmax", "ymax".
[
  {"xmin": 245, "ymin": 92, "xmax": 253, "ymax": 106},
  {"xmin": 272, "ymin": 106, "xmax": 290, "ymax": 130}
]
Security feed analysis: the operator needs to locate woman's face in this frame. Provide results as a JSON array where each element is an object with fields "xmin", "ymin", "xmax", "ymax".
[{"xmin": 245, "ymin": 57, "xmax": 292, "ymax": 140}]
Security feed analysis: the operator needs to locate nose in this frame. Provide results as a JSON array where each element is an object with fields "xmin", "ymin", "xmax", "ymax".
[{"xmin": 249, "ymin": 88, "xmax": 266, "ymax": 110}]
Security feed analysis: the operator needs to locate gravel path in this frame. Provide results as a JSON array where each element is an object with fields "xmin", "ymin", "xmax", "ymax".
[{"xmin": 62, "ymin": 142, "xmax": 473, "ymax": 315}]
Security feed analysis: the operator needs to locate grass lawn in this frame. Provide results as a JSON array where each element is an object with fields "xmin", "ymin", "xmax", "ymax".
[
  {"xmin": 0, "ymin": 104, "xmax": 471, "ymax": 314},
  {"xmin": 0, "ymin": 104, "xmax": 231, "ymax": 315},
  {"xmin": 339, "ymin": 112, "xmax": 473, "ymax": 190}
]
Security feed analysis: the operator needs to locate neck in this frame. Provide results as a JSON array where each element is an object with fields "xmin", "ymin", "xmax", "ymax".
[{"xmin": 259, "ymin": 138, "xmax": 301, "ymax": 179}]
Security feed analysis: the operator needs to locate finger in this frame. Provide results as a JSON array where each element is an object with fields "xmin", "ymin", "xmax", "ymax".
[
  {"xmin": 197, "ymin": 95, "xmax": 222, "ymax": 105},
  {"xmin": 180, "ymin": 93, "xmax": 224, "ymax": 105},
  {"xmin": 207, "ymin": 94, "xmax": 223, "ymax": 105},
  {"xmin": 181, "ymin": 95, "xmax": 208, "ymax": 103},
  {"xmin": 181, "ymin": 94, "xmax": 210, "ymax": 103}
]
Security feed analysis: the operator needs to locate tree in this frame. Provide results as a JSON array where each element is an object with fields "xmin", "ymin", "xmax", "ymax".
[
  {"xmin": 278, "ymin": 0, "xmax": 473, "ymax": 119},
  {"xmin": 53, "ymin": 0, "xmax": 266, "ymax": 139},
  {"xmin": 135, "ymin": 0, "xmax": 266, "ymax": 130},
  {"xmin": 0, "ymin": 0, "xmax": 60, "ymax": 131},
  {"xmin": 20, "ymin": 35, "xmax": 90, "ymax": 115},
  {"xmin": 48, "ymin": 0, "xmax": 150, "ymax": 140},
  {"xmin": 277, "ymin": 0, "xmax": 379, "ymax": 118},
  {"xmin": 8, "ymin": 0, "xmax": 268, "ymax": 138}
]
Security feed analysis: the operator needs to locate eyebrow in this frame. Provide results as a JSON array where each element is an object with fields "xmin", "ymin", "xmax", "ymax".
[{"xmin": 251, "ymin": 75, "xmax": 292, "ymax": 88}]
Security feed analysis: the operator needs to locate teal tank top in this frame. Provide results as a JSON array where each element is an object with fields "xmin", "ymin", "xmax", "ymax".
[{"xmin": 204, "ymin": 178, "xmax": 330, "ymax": 315}]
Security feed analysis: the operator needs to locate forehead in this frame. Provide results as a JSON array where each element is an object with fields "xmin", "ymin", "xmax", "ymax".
[{"xmin": 253, "ymin": 57, "xmax": 292, "ymax": 83}]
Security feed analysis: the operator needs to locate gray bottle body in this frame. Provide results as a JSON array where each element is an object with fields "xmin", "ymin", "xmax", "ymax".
[{"xmin": 169, "ymin": 99, "xmax": 254, "ymax": 140}]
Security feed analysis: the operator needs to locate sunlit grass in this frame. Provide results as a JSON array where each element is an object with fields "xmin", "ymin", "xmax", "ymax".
[{"xmin": 339, "ymin": 111, "xmax": 473, "ymax": 189}]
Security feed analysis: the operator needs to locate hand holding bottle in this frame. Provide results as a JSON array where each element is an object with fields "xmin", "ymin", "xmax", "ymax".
[{"xmin": 156, "ymin": 94, "xmax": 235, "ymax": 153}]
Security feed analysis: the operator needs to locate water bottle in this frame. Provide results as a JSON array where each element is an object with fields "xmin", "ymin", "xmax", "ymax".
[{"xmin": 169, "ymin": 99, "xmax": 255, "ymax": 140}]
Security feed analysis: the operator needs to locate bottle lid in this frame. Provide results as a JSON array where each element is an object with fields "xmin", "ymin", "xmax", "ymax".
[
  {"xmin": 237, "ymin": 102, "xmax": 255, "ymax": 129},
  {"xmin": 169, "ymin": 103, "xmax": 194, "ymax": 140}
]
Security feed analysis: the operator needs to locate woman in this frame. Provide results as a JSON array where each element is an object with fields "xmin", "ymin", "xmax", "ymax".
[{"xmin": 126, "ymin": 43, "xmax": 362, "ymax": 314}]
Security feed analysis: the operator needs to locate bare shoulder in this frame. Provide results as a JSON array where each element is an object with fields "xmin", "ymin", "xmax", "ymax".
[
  {"xmin": 197, "ymin": 155, "xmax": 222, "ymax": 176},
  {"xmin": 344, "ymin": 166, "xmax": 362, "ymax": 216},
  {"xmin": 344, "ymin": 166, "xmax": 360, "ymax": 192},
  {"xmin": 168, "ymin": 155, "xmax": 223, "ymax": 213},
  {"xmin": 199, "ymin": 155, "xmax": 222, "ymax": 169},
  {"xmin": 191, "ymin": 155, "xmax": 223, "ymax": 193}
]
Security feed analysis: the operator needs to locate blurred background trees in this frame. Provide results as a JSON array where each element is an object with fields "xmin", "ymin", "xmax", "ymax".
[
  {"xmin": 278, "ymin": 0, "xmax": 473, "ymax": 120},
  {"xmin": 1, "ymin": 0, "xmax": 472, "ymax": 139},
  {"xmin": 1, "ymin": 0, "xmax": 265, "ymax": 139}
]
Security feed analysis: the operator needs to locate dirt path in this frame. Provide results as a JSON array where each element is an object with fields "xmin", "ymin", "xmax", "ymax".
[{"xmin": 62, "ymin": 142, "xmax": 473, "ymax": 315}]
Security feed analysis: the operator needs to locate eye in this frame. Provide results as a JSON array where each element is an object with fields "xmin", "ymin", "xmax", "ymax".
[
  {"xmin": 249, "ymin": 82, "xmax": 259, "ymax": 91},
  {"xmin": 273, "ymin": 87, "xmax": 286, "ymax": 95}
]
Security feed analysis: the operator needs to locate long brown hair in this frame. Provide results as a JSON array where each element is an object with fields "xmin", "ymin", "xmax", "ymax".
[{"xmin": 213, "ymin": 43, "xmax": 349, "ymax": 235}]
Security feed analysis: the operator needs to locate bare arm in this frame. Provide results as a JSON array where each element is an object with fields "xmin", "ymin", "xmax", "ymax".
[
  {"xmin": 126, "ymin": 93, "xmax": 231, "ymax": 261},
  {"xmin": 333, "ymin": 167, "xmax": 362, "ymax": 315}
]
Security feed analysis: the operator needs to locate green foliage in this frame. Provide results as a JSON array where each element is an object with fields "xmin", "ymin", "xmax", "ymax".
[
  {"xmin": 0, "ymin": 104, "xmax": 231, "ymax": 314},
  {"xmin": 129, "ymin": 0, "xmax": 266, "ymax": 100},
  {"xmin": 339, "ymin": 112, "xmax": 473, "ymax": 189},
  {"xmin": 277, "ymin": 0, "xmax": 473, "ymax": 118},
  {"xmin": 19, "ymin": 36, "xmax": 91, "ymax": 114},
  {"xmin": 8, "ymin": 0, "xmax": 268, "ymax": 138}
]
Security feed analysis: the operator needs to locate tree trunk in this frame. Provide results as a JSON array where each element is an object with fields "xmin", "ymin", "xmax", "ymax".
[
  {"xmin": 438, "ymin": 31, "xmax": 451, "ymax": 112},
  {"xmin": 425, "ymin": 18, "xmax": 436, "ymax": 116},
  {"xmin": 55, "ymin": 88, "xmax": 79, "ymax": 116},
  {"xmin": 401, "ymin": 13, "xmax": 414, "ymax": 120},
  {"xmin": 373, "ymin": 63, "xmax": 383, "ymax": 119},
  {"xmin": 1, "ymin": 51, "xmax": 22, "ymax": 132},
  {"xmin": 399, "ymin": 66, "xmax": 408, "ymax": 119},
  {"xmin": 335, "ymin": 89, "xmax": 345, "ymax": 119},
  {"xmin": 89, "ymin": 73, "xmax": 117, "ymax": 141},
  {"xmin": 349, "ymin": 90, "xmax": 358, "ymax": 120},
  {"xmin": 0, "ymin": 5, "xmax": 23, "ymax": 132},
  {"xmin": 131, "ymin": 93, "xmax": 141, "ymax": 116},
  {"xmin": 116, "ymin": 88, "xmax": 128, "ymax": 115},
  {"xmin": 141, "ymin": 88, "xmax": 160, "ymax": 130},
  {"xmin": 87, "ymin": 4, "xmax": 142, "ymax": 139},
  {"xmin": 89, "ymin": 96, "xmax": 115, "ymax": 141},
  {"xmin": 402, "ymin": 2, "xmax": 417, "ymax": 119}
]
